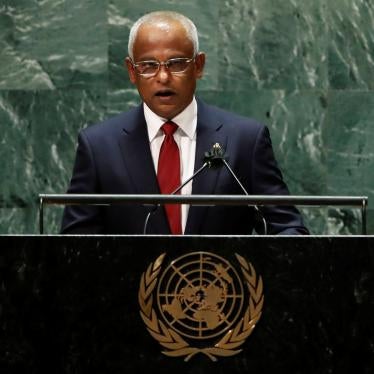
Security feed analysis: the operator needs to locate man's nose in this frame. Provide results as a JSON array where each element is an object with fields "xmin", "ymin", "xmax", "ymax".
[{"xmin": 156, "ymin": 64, "xmax": 171, "ymax": 82}]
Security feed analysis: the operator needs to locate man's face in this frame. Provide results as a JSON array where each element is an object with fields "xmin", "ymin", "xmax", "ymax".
[{"xmin": 125, "ymin": 21, "xmax": 205, "ymax": 119}]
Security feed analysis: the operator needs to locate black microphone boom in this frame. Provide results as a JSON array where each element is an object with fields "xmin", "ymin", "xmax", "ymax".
[{"xmin": 143, "ymin": 142, "xmax": 267, "ymax": 235}]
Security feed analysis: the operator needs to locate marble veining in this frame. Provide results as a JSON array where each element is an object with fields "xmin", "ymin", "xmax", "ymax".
[{"xmin": 0, "ymin": 0, "xmax": 373, "ymax": 234}]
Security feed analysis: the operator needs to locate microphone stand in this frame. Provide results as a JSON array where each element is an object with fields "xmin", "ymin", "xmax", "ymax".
[
  {"xmin": 143, "ymin": 142, "xmax": 267, "ymax": 235},
  {"xmin": 142, "ymin": 163, "xmax": 209, "ymax": 234}
]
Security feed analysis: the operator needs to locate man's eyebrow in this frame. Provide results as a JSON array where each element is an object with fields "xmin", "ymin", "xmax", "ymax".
[
  {"xmin": 134, "ymin": 57, "xmax": 157, "ymax": 62},
  {"xmin": 135, "ymin": 54, "xmax": 189, "ymax": 62},
  {"xmin": 135, "ymin": 59, "xmax": 158, "ymax": 63}
]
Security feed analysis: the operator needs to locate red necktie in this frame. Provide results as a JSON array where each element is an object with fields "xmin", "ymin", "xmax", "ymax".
[{"xmin": 157, "ymin": 121, "xmax": 182, "ymax": 234}]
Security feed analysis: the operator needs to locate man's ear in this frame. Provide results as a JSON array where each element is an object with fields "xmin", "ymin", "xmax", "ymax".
[
  {"xmin": 194, "ymin": 52, "xmax": 206, "ymax": 79},
  {"xmin": 125, "ymin": 57, "xmax": 137, "ymax": 84}
]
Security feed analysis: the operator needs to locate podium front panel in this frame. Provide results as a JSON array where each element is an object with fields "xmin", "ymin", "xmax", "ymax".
[{"xmin": 0, "ymin": 236, "xmax": 373, "ymax": 373}]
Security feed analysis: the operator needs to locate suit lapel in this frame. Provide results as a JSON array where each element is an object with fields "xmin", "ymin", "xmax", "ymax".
[
  {"xmin": 185, "ymin": 101, "xmax": 227, "ymax": 234},
  {"xmin": 117, "ymin": 105, "xmax": 160, "ymax": 194},
  {"xmin": 117, "ymin": 105, "xmax": 169, "ymax": 233}
]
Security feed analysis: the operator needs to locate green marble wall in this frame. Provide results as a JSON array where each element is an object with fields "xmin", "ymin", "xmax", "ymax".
[{"xmin": 0, "ymin": 0, "xmax": 373, "ymax": 234}]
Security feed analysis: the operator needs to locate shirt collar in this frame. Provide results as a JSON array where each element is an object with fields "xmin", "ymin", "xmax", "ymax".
[{"xmin": 144, "ymin": 97, "xmax": 197, "ymax": 142}]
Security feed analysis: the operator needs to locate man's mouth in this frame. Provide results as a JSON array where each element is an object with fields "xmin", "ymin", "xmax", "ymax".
[{"xmin": 155, "ymin": 90, "xmax": 175, "ymax": 98}]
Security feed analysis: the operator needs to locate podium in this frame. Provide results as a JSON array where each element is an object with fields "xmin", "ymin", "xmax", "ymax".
[{"xmin": 1, "ymin": 235, "xmax": 373, "ymax": 373}]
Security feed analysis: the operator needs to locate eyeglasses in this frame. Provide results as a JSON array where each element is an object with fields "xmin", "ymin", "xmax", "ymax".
[{"xmin": 131, "ymin": 56, "xmax": 195, "ymax": 77}]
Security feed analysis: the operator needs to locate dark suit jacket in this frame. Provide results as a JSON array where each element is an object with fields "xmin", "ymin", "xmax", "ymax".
[{"xmin": 61, "ymin": 99, "xmax": 308, "ymax": 235}]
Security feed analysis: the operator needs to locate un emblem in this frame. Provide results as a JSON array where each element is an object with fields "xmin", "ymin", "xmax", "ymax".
[{"xmin": 138, "ymin": 252, "xmax": 264, "ymax": 361}]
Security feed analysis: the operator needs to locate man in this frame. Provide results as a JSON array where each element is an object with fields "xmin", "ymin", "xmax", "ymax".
[{"xmin": 61, "ymin": 11, "xmax": 308, "ymax": 235}]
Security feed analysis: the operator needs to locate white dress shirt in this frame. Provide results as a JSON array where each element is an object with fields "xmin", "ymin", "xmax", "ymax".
[{"xmin": 143, "ymin": 98, "xmax": 197, "ymax": 233}]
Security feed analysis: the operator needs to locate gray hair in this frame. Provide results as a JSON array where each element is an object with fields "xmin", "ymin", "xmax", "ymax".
[{"xmin": 128, "ymin": 11, "xmax": 199, "ymax": 60}]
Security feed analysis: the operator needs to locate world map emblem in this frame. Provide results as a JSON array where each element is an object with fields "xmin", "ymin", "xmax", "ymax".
[{"xmin": 138, "ymin": 252, "xmax": 264, "ymax": 361}]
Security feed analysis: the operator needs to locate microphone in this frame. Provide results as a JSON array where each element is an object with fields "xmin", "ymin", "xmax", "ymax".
[
  {"xmin": 203, "ymin": 142, "xmax": 226, "ymax": 169},
  {"xmin": 208, "ymin": 143, "xmax": 268, "ymax": 235},
  {"xmin": 143, "ymin": 144, "xmax": 222, "ymax": 234}
]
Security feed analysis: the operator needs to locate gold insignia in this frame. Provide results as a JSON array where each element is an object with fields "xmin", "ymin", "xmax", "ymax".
[{"xmin": 138, "ymin": 252, "xmax": 264, "ymax": 361}]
